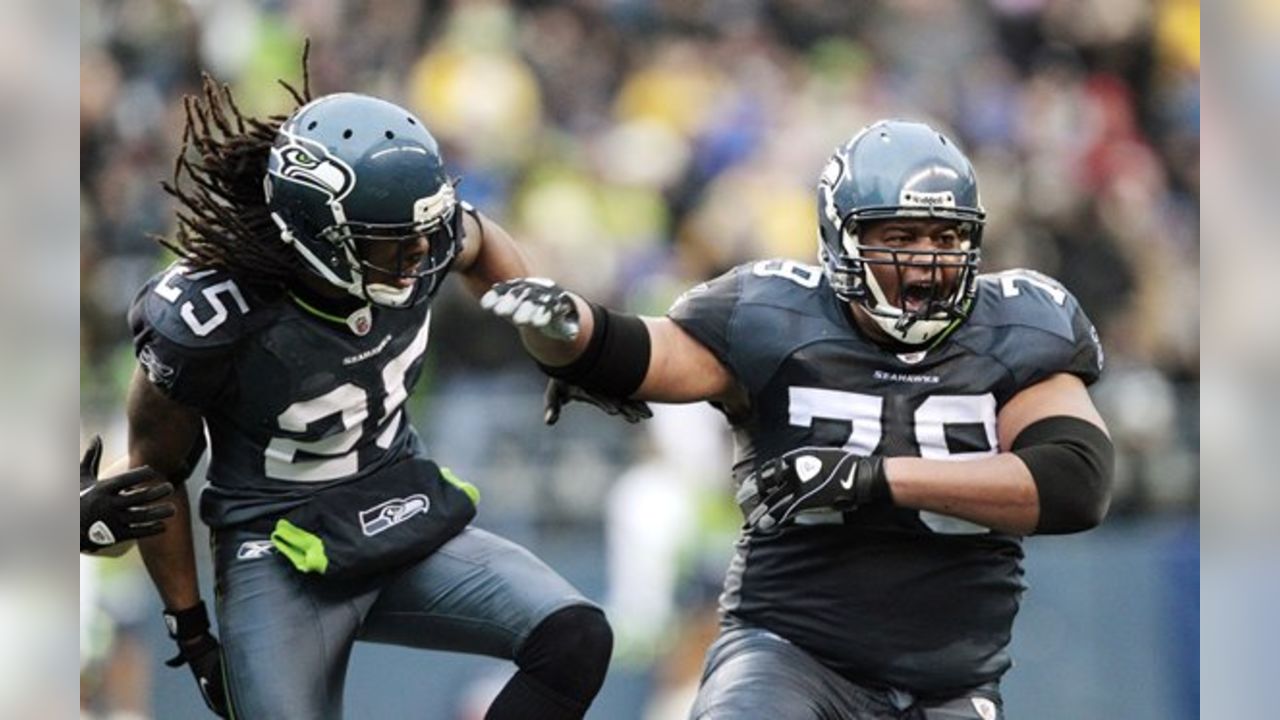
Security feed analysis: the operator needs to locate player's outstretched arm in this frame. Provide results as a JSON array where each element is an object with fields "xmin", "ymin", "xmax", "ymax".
[{"xmin": 482, "ymin": 277, "xmax": 741, "ymax": 406}]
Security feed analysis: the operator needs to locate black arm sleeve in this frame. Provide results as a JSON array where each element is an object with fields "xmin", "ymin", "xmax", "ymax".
[
  {"xmin": 1011, "ymin": 416, "xmax": 1115, "ymax": 535},
  {"xmin": 538, "ymin": 302, "xmax": 652, "ymax": 399}
]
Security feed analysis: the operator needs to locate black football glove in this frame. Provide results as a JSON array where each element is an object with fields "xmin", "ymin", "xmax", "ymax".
[
  {"xmin": 80, "ymin": 435, "xmax": 175, "ymax": 553},
  {"xmin": 542, "ymin": 378, "xmax": 653, "ymax": 425},
  {"xmin": 164, "ymin": 601, "xmax": 229, "ymax": 718},
  {"xmin": 738, "ymin": 447, "xmax": 889, "ymax": 531},
  {"xmin": 480, "ymin": 277, "xmax": 580, "ymax": 341}
]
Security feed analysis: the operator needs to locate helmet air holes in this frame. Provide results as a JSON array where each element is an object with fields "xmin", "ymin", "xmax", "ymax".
[{"xmin": 266, "ymin": 93, "xmax": 459, "ymax": 309}]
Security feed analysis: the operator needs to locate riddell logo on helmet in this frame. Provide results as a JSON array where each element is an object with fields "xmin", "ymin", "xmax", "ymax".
[{"xmin": 899, "ymin": 190, "xmax": 955, "ymax": 207}]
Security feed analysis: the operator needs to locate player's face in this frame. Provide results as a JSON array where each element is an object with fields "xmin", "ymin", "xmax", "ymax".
[
  {"xmin": 857, "ymin": 219, "xmax": 968, "ymax": 314},
  {"xmin": 359, "ymin": 234, "xmax": 432, "ymax": 289}
]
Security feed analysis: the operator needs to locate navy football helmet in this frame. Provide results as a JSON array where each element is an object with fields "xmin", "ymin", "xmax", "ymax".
[
  {"xmin": 817, "ymin": 120, "xmax": 985, "ymax": 346},
  {"xmin": 265, "ymin": 93, "xmax": 461, "ymax": 308}
]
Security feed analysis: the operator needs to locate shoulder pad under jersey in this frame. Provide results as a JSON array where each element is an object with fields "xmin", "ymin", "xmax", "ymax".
[
  {"xmin": 961, "ymin": 269, "xmax": 1104, "ymax": 389},
  {"xmin": 129, "ymin": 263, "xmax": 267, "ymax": 349},
  {"xmin": 668, "ymin": 259, "xmax": 843, "ymax": 391},
  {"xmin": 127, "ymin": 263, "xmax": 270, "ymax": 409}
]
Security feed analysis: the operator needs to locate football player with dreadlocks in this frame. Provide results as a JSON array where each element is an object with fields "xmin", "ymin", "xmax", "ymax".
[
  {"xmin": 117, "ymin": 62, "xmax": 612, "ymax": 719},
  {"xmin": 485, "ymin": 120, "xmax": 1114, "ymax": 719}
]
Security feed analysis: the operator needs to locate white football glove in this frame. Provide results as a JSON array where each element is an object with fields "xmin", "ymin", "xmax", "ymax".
[{"xmin": 480, "ymin": 278, "xmax": 581, "ymax": 341}]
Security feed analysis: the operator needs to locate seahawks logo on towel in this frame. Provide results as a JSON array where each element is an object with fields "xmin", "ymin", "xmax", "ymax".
[{"xmin": 359, "ymin": 494, "xmax": 431, "ymax": 537}]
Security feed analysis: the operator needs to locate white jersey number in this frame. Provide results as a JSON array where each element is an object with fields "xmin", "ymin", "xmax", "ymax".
[
  {"xmin": 995, "ymin": 269, "xmax": 1067, "ymax": 305},
  {"xmin": 787, "ymin": 387, "xmax": 997, "ymax": 534},
  {"xmin": 264, "ymin": 313, "xmax": 430, "ymax": 482},
  {"xmin": 153, "ymin": 265, "xmax": 250, "ymax": 337},
  {"xmin": 752, "ymin": 259, "xmax": 822, "ymax": 288}
]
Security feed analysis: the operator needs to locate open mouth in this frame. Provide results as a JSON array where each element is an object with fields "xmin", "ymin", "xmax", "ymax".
[{"xmin": 900, "ymin": 282, "xmax": 938, "ymax": 314}]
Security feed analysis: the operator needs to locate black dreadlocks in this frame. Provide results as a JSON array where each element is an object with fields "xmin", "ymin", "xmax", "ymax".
[{"xmin": 159, "ymin": 44, "xmax": 314, "ymax": 287}]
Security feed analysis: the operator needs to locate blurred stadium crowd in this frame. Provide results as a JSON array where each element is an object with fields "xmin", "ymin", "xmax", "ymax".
[{"xmin": 80, "ymin": 1, "xmax": 1199, "ymax": 718}]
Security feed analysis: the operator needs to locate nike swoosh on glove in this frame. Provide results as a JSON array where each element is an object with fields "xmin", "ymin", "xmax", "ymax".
[{"xmin": 740, "ymin": 446, "xmax": 889, "ymax": 531}]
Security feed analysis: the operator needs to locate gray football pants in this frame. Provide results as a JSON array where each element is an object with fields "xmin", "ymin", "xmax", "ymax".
[
  {"xmin": 212, "ymin": 525, "xmax": 594, "ymax": 719},
  {"xmin": 690, "ymin": 625, "xmax": 1004, "ymax": 720}
]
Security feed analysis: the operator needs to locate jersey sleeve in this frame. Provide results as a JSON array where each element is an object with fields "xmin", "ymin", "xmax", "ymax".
[
  {"xmin": 127, "ymin": 264, "xmax": 249, "ymax": 411},
  {"xmin": 1063, "ymin": 297, "xmax": 1104, "ymax": 385},
  {"xmin": 976, "ymin": 269, "xmax": 1104, "ymax": 393},
  {"xmin": 665, "ymin": 265, "xmax": 745, "ymax": 377}
]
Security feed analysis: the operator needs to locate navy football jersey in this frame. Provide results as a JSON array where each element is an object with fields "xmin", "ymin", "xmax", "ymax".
[
  {"xmin": 668, "ymin": 259, "xmax": 1102, "ymax": 695},
  {"xmin": 129, "ymin": 263, "xmax": 437, "ymax": 529}
]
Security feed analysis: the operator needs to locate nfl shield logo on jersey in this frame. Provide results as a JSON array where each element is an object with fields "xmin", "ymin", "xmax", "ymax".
[
  {"xmin": 347, "ymin": 306, "xmax": 373, "ymax": 336},
  {"xmin": 971, "ymin": 697, "xmax": 998, "ymax": 720}
]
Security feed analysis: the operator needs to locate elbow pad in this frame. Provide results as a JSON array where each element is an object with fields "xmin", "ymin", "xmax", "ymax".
[
  {"xmin": 1011, "ymin": 416, "xmax": 1115, "ymax": 535},
  {"xmin": 538, "ymin": 302, "xmax": 651, "ymax": 399}
]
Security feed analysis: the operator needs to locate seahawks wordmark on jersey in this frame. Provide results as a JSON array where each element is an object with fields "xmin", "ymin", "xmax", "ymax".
[
  {"xmin": 129, "ymin": 263, "xmax": 441, "ymax": 529},
  {"xmin": 668, "ymin": 259, "xmax": 1102, "ymax": 696}
]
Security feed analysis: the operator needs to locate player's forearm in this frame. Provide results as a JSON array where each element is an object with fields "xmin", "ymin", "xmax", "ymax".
[
  {"xmin": 136, "ymin": 487, "xmax": 202, "ymax": 610},
  {"xmin": 126, "ymin": 371, "xmax": 207, "ymax": 610},
  {"xmin": 521, "ymin": 304, "xmax": 739, "ymax": 404},
  {"xmin": 516, "ymin": 293, "xmax": 594, "ymax": 366},
  {"xmin": 885, "ymin": 454, "xmax": 1039, "ymax": 535}
]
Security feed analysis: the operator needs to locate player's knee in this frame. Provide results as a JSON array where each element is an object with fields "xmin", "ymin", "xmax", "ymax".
[{"xmin": 516, "ymin": 604, "xmax": 613, "ymax": 702}]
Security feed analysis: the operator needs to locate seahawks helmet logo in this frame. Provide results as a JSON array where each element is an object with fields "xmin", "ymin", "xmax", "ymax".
[
  {"xmin": 269, "ymin": 131, "xmax": 356, "ymax": 201},
  {"xmin": 818, "ymin": 154, "xmax": 846, "ymax": 230},
  {"xmin": 819, "ymin": 154, "xmax": 845, "ymax": 190}
]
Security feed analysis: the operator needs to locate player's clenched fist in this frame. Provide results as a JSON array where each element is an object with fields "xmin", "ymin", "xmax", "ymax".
[
  {"xmin": 740, "ymin": 446, "xmax": 889, "ymax": 531},
  {"xmin": 481, "ymin": 278, "xmax": 581, "ymax": 341}
]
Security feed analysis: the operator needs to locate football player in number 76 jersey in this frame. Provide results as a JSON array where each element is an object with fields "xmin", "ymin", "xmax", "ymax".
[{"xmin": 484, "ymin": 119, "xmax": 1114, "ymax": 720}]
